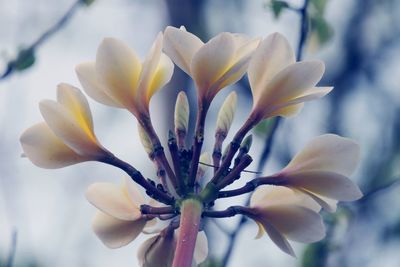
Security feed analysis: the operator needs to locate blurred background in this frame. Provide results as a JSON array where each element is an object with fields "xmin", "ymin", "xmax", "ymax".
[{"xmin": 1, "ymin": 0, "xmax": 399, "ymax": 266}]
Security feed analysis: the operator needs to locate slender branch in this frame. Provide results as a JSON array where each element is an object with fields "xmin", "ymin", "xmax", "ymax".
[
  {"xmin": 296, "ymin": 0, "xmax": 310, "ymax": 61},
  {"xmin": 218, "ymin": 176, "xmax": 280, "ymax": 198},
  {"xmin": 139, "ymin": 116, "xmax": 179, "ymax": 193},
  {"xmin": 216, "ymin": 155, "xmax": 253, "ymax": 190},
  {"xmin": 358, "ymin": 178, "xmax": 400, "ymax": 203},
  {"xmin": 188, "ymin": 100, "xmax": 210, "ymax": 187},
  {"xmin": 100, "ymin": 154, "xmax": 174, "ymax": 205},
  {"xmin": 202, "ymin": 206, "xmax": 254, "ymax": 218},
  {"xmin": 140, "ymin": 205, "xmax": 176, "ymax": 215},
  {"xmin": 1, "ymin": 0, "xmax": 85, "ymax": 80},
  {"xmin": 198, "ymin": 161, "xmax": 262, "ymax": 174},
  {"xmin": 168, "ymin": 131, "xmax": 186, "ymax": 194}
]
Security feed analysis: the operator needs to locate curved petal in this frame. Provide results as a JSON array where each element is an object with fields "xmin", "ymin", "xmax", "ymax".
[
  {"xmin": 257, "ymin": 218, "xmax": 295, "ymax": 257},
  {"xmin": 191, "ymin": 32, "xmax": 236, "ymax": 97},
  {"xmin": 137, "ymin": 233, "xmax": 176, "ymax": 267},
  {"xmin": 283, "ymin": 134, "xmax": 360, "ymax": 176},
  {"xmin": 57, "ymin": 83, "xmax": 94, "ymax": 133},
  {"xmin": 194, "ymin": 231, "xmax": 208, "ymax": 264},
  {"xmin": 39, "ymin": 100, "xmax": 104, "ymax": 157},
  {"xmin": 284, "ymin": 170, "xmax": 363, "ymax": 201},
  {"xmin": 20, "ymin": 122, "xmax": 90, "ymax": 168},
  {"xmin": 123, "ymin": 176, "xmax": 145, "ymax": 207},
  {"xmin": 163, "ymin": 26, "xmax": 203, "ymax": 75},
  {"xmin": 137, "ymin": 235, "xmax": 159, "ymax": 266},
  {"xmin": 297, "ymin": 188, "xmax": 338, "ymax": 212},
  {"xmin": 250, "ymin": 186, "xmax": 320, "ymax": 212},
  {"xmin": 86, "ymin": 182, "xmax": 141, "ymax": 220},
  {"xmin": 92, "ymin": 211, "xmax": 146, "ymax": 249},
  {"xmin": 253, "ymin": 61, "xmax": 325, "ymax": 117},
  {"xmin": 212, "ymin": 37, "xmax": 260, "ymax": 94},
  {"xmin": 75, "ymin": 62, "xmax": 123, "ymax": 108},
  {"xmin": 95, "ymin": 38, "xmax": 142, "ymax": 111},
  {"xmin": 257, "ymin": 205, "xmax": 325, "ymax": 243},
  {"xmin": 248, "ymin": 33, "xmax": 295, "ymax": 103}
]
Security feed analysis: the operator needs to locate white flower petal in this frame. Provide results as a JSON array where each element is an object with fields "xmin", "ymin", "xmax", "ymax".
[
  {"xmin": 39, "ymin": 100, "xmax": 103, "ymax": 157},
  {"xmin": 92, "ymin": 211, "xmax": 146, "ymax": 249},
  {"xmin": 284, "ymin": 170, "xmax": 363, "ymax": 201},
  {"xmin": 258, "ymin": 205, "xmax": 326, "ymax": 243},
  {"xmin": 20, "ymin": 122, "xmax": 89, "ymax": 168},
  {"xmin": 250, "ymin": 186, "xmax": 320, "ymax": 212},
  {"xmin": 86, "ymin": 182, "xmax": 141, "ymax": 220},
  {"xmin": 163, "ymin": 26, "xmax": 203, "ymax": 75},
  {"xmin": 56, "ymin": 83, "xmax": 94, "ymax": 131},
  {"xmin": 253, "ymin": 61, "xmax": 325, "ymax": 117},
  {"xmin": 284, "ymin": 134, "xmax": 360, "ymax": 176},
  {"xmin": 123, "ymin": 176, "xmax": 145, "ymax": 207},
  {"xmin": 249, "ymin": 33, "xmax": 295, "ymax": 103},
  {"xmin": 194, "ymin": 231, "xmax": 208, "ymax": 264},
  {"xmin": 258, "ymin": 218, "xmax": 296, "ymax": 257},
  {"xmin": 297, "ymin": 189, "xmax": 338, "ymax": 212},
  {"xmin": 191, "ymin": 32, "xmax": 236, "ymax": 97},
  {"xmin": 137, "ymin": 235, "xmax": 159, "ymax": 266},
  {"xmin": 95, "ymin": 38, "xmax": 142, "ymax": 111},
  {"xmin": 75, "ymin": 62, "xmax": 123, "ymax": 108}
]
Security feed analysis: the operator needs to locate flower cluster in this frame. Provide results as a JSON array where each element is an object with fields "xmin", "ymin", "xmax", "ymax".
[{"xmin": 20, "ymin": 26, "xmax": 362, "ymax": 266}]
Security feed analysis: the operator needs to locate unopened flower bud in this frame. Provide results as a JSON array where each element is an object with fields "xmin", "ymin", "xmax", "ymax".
[
  {"xmin": 197, "ymin": 152, "xmax": 211, "ymax": 181},
  {"xmin": 240, "ymin": 134, "xmax": 253, "ymax": 154},
  {"xmin": 138, "ymin": 124, "xmax": 153, "ymax": 156},
  {"xmin": 174, "ymin": 91, "xmax": 189, "ymax": 134},
  {"xmin": 216, "ymin": 91, "xmax": 237, "ymax": 136}
]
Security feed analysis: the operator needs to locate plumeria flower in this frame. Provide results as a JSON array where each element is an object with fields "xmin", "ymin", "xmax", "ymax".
[
  {"xmin": 249, "ymin": 186, "xmax": 325, "ymax": 257},
  {"xmin": 86, "ymin": 177, "xmax": 150, "ymax": 248},
  {"xmin": 76, "ymin": 32, "xmax": 174, "ymax": 119},
  {"xmin": 20, "ymin": 83, "xmax": 108, "ymax": 168},
  {"xmin": 138, "ymin": 230, "xmax": 208, "ymax": 267},
  {"xmin": 248, "ymin": 33, "xmax": 333, "ymax": 119},
  {"xmin": 163, "ymin": 26, "xmax": 260, "ymax": 104},
  {"xmin": 268, "ymin": 134, "xmax": 363, "ymax": 212}
]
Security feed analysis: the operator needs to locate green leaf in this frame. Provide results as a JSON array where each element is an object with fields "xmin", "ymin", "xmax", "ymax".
[
  {"xmin": 310, "ymin": 15, "xmax": 334, "ymax": 45},
  {"xmin": 269, "ymin": 0, "xmax": 289, "ymax": 19},
  {"xmin": 254, "ymin": 118, "xmax": 276, "ymax": 137},
  {"xmin": 81, "ymin": 0, "xmax": 95, "ymax": 6},
  {"xmin": 13, "ymin": 48, "xmax": 35, "ymax": 71},
  {"xmin": 310, "ymin": 0, "xmax": 328, "ymax": 14}
]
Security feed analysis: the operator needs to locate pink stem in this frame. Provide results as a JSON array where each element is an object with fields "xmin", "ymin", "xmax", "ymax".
[{"xmin": 172, "ymin": 199, "xmax": 202, "ymax": 267}]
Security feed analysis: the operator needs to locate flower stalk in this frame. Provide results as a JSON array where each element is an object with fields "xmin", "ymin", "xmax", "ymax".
[{"xmin": 172, "ymin": 198, "xmax": 203, "ymax": 267}]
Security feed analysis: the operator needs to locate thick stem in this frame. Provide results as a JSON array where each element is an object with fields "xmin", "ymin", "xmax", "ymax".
[
  {"xmin": 188, "ymin": 100, "xmax": 210, "ymax": 187},
  {"xmin": 172, "ymin": 199, "xmax": 203, "ymax": 267}
]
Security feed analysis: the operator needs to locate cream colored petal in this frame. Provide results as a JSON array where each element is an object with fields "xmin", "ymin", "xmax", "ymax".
[
  {"xmin": 258, "ymin": 205, "xmax": 325, "ymax": 243},
  {"xmin": 191, "ymin": 32, "xmax": 236, "ymax": 97},
  {"xmin": 248, "ymin": 33, "xmax": 295, "ymax": 102},
  {"xmin": 137, "ymin": 235, "xmax": 159, "ymax": 266},
  {"xmin": 75, "ymin": 62, "xmax": 123, "ymax": 108},
  {"xmin": 137, "ymin": 233, "xmax": 176, "ymax": 267},
  {"xmin": 250, "ymin": 186, "xmax": 320, "ymax": 212},
  {"xmin": 163, "ymin": 26, "xmax": 203, "ymax": 75},
  {"xmin": 194, "ymin": 231, "xmax": 208, "ymax": 264},
  {"xmin": 257, "ymin": 218, "xmax": 295, "ymax": 257},
  {"xmin": 86, "ymin": 182, "xmax": 141, "ymax": 220},
  {"xmin": 92, "ymin": 211, "xmax": 146, "ymax": 249},
  {"xmin": 39, "ymin": 100, "xmax": 104, "ymax": 157},
  {"xmin": 284, "ymin": 134, "xmax": 360, "ymax": 176},
  {"xmin": 144, "ymin": 53, "xmax": 174, "ymax": 105},
  {"xmin": 95, "ymin": 38, "xmax": 142, "ymax": 111},
  {"xmin": 267, "ymin": 103, "xmax": 304, "ymax": 118},
  {"xmin": 283, "ymin": 170, "xmax": 363, "ymax": 201},
  {"xmin": 56, "ymin": 83, "xmax": 94, "ymax": 132},
  {"xmin": 253, "ymin": 61, "xmax": 325, "ymax": 114},
  {"xmin": 20, "ymin": 122, "xmax": 90, "ymax": 168},
  {"xmin": 123, "ymin": 176, "xmax": 145, "ymax": 207},
  {"xmin": 142, "ymin": 219, "xmax": 170, "ymax": 234},
  {"xmin": 212, "ymin": 38, "xmax": 260, "ymax": 93},
  {"xmin": 297, "ymin": 189, "xmax": 338, "ymax": 212}
]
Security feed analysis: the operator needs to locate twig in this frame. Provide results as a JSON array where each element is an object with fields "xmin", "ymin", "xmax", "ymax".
[
  {"xmin": 1, "ymin": 0, "xmax": 85, "ymax": 80},
  {"xmin": 358, "ymin": 179, "xmax": 400, "ymax": 203}
]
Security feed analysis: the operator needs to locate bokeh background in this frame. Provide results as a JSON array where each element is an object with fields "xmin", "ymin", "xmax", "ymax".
[{"xmin": 1, "ymin": 0, "xmax": 400, "ymax": 266}]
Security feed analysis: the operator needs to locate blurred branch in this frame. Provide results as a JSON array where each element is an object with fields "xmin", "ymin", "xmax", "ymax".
[
  {"xmin": 0, "ymin": 0, "xmax": 91, "ymax": 81},
  {"xmin": 220, "ymin": 2, "xmax": 311, "ymax": 266},
  {"xmin": 5, "ymin": 229, "xmax": 17, "ymax": 267},
  {"xmin": 358, "ymin": 178, "xmax": 400, "ymax": 203}
]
